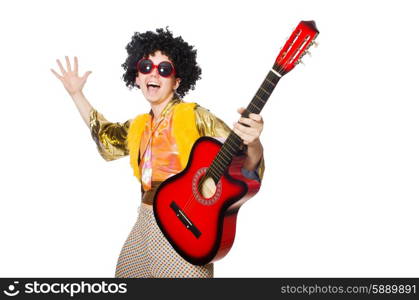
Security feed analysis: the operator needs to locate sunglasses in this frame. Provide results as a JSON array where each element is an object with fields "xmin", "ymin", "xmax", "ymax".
[{"xmin": 137, "ymin": 58, "xmax": 176, "ymax": 77}]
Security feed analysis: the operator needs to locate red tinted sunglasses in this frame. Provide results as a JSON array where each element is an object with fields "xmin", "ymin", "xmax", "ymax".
[{"xmin": 136, "ymin": 58, "xmax": 176, "ymax": 77}]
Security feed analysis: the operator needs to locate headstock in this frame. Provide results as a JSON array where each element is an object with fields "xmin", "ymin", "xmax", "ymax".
[{"xmin": 273, "ymin": 20, "xmax": 319, "ymax": 76}]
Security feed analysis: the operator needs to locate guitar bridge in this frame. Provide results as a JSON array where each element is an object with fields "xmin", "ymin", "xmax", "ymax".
[{"xmin": 170, "ymin": 201, "xmax": 201, "ymax": 239}]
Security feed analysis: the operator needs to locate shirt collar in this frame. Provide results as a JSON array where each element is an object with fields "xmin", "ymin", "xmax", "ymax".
[{"xmin": 149, "ymin": 96, "xmax": 182, "ymax": 120}]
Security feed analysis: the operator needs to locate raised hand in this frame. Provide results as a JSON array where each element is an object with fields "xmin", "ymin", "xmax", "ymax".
[{"xmin": 51, "ymin": 56, "xmax": 92, "ymax": 96}]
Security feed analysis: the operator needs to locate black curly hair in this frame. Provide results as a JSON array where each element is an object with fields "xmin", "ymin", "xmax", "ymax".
[{"xmin": 121, "ymin": 27, "xmax": 201, "ymax": 98}]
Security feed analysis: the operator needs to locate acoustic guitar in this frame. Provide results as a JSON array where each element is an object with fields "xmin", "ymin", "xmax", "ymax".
[{"xmin": 153, "ymin": 21, "xmax": 319, "ymax": 265}]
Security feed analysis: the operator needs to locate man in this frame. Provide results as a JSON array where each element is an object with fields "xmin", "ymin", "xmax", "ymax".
[{"xmin": 51, "ymin": 28, "xmax": 264, "ymax": 278}]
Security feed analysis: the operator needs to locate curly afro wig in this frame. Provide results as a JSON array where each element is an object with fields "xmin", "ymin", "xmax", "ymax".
[{"xmin": 121, "ymin": 27, "xmax": 201, "ymax": 98}]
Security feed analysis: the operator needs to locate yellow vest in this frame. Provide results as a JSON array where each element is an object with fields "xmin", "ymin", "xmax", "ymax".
[{"xmin": 126, "ymin": 102, "xmax": 200, "ymax": 182}]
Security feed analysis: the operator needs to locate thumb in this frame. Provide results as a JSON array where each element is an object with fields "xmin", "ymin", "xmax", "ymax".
[
  {"xmin": 237, "ymin": 107, "xmax": 245, "ymax": 114},
  {"xmin": 82, "ymin": 71, "xmax": 92, "ymax": 80}
]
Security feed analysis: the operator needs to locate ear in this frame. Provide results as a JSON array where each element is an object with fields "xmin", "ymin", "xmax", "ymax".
[
  {"xmin": 174, "ymin": 78, "xmax": 181, "ymax": 90},
  {"xmin": 135, "ymin": 75, "xmax": 141, "ymax": 88}
]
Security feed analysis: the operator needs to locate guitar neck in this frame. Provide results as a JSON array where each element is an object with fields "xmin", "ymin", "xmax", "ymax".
[
  {"xmin": 245, "ymin": 67, "xmax": 282, "ymax": 115},
  {"xmin": 207, "ymin": 65, "xmax": 282, "ymax": 183}
]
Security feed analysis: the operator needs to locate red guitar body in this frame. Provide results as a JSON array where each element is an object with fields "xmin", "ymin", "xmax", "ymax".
[{"xmin": 153, "ymin": 137, "xmax": 261, "ymax": 265}]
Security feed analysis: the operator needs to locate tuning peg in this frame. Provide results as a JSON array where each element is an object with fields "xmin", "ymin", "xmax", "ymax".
[
  {"xmin": 302, "ymin": 50, "xmax": 311, "ymax": 57},
  {"xmin": 296, "ymin": 59, "xmax": 305, "ymax": 66},
  {"xmin": 310, "ymin": 41, "xmax": 319, "ymax": 48}
]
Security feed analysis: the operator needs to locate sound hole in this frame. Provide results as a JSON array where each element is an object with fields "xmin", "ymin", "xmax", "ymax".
[
  {"xmin": 200, "ymin": 176, "xmax": 216, "ymax": 198},
  {"xmin": 192, "ymin": 167, "xmax": 222, "ymax": 206}
]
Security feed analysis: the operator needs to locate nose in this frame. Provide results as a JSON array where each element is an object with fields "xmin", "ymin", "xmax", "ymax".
[{"xmin": 150, "ymin": 66, "xmax": 160, "ymax": 77}]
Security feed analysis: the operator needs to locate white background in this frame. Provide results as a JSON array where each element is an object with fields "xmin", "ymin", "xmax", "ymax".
[{"xmin": 0, "ymin": 0, "xmax": 418, "ymax": 277}]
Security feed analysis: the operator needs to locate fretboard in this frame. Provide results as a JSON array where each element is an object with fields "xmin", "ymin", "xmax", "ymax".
[{"xmin": 206, "ymin": 66, "xmax": 283, "ymax": 183}]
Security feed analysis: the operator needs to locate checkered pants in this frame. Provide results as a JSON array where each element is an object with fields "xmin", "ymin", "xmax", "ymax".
[{"xmin": 115, "ymin": 203, "xmax": 214, "ymax": 278}]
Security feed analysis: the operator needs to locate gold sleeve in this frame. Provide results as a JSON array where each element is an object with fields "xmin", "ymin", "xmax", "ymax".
[
  {"xmin": 194, "ymin": 105, "xmax": 265, "ymax": 181},
  {"xmin": 89, "ymin": 108, "xmax": 132, "ymax": 161}
]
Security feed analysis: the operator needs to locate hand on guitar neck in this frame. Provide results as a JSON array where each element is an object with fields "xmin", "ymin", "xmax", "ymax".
[{"xmin": 233, "ymin": 107, "xmax": 264, "ymax": 172}]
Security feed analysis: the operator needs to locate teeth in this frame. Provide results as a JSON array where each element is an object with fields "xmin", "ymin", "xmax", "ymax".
[{"xmin": 147, "ymin": 81, "xmax": 160, "ymax": 87}]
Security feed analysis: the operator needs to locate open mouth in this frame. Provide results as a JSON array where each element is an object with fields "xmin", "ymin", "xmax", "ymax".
[{"xmin": 147, "ymin": 82, "xmax": 160, "ymax": 91}]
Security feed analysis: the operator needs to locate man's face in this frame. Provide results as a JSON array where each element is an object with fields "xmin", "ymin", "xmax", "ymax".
[{"xmin": 135, "ymin": 50, "xmax": 180, "ymax": 105}]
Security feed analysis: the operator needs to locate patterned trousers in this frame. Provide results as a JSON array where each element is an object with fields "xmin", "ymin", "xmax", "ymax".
[{"xmin": 115, "ymin": 203, "xmax": 214, "ymax": 278}]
